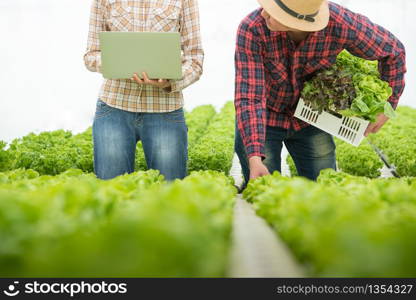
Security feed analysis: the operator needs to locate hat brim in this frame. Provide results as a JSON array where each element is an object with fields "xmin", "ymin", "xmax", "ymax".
[{"xmin": 257, "ymin": 0, "xmax": 329, "ymax": 32}]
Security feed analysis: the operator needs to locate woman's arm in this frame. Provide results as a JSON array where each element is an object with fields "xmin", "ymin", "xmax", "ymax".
[
  {"xmin": 168, "ymin": 0, "xmax": 204, "ymax": 93},
  {"xmin": 84, "ymin": 0, "xmax": 106, "ymax": 73}
]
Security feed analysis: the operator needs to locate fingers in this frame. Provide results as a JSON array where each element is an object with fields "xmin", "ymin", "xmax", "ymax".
[
  {"xmin": 249, "ymin": 170, "xmax": 269, "ymax": 180},
  {"xmin": 131, "ymin": 73, "xmax": 143, "ymax": 84},
  {"xmin": 371, "ymin": 123, "xmax": 384, "ymax": 134},
  {"xmin": 142, "ymin": 72, "xmax": 152, "ymax": 83},
  {"xmin": 364, "ymin": 123, "xmax": 377, "ymax": 137},
  {"xmin": 143, "ymin": 72, "xmax": 164, "ymax": 85},
  {"xmin": 132, "ymin": 72, "xmax": 167, "ymax": 87},
  {"xmin": 249, "ymin": 163, "xmax": 270, "ymax": 180},
  {"xmin": 364, "ymin": 115, "xmax": 389, "ymax": 137}
]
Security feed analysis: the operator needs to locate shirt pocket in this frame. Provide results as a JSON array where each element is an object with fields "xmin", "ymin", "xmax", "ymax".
[
  {"xmin": 108, "ymin": 4, "xmax": 133, "ymax": 32},
  {"xmin": 150, "ymin": 5, "xmax": 180, "ymax": 32},
  {"xmin": 303, "ymin": 57, "xmax": 335, "ymax": 77},
  {"xmin": 264, "ymin": 59, "xmax": 288, "ymax": 86}
]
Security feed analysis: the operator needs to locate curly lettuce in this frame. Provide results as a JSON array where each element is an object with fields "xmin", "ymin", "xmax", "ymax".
[{"xmin": 301, "ymin": 50, "xmax": 394, "ymax": 122}]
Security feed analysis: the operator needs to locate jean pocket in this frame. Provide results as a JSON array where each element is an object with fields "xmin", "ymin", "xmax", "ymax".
[
  {"xmin": 95, "ymin": 99, "xmax": 115, "ymax": 120},
  {"xmin": 163, "ymin": 108, "xmax": 185, "ymax": 123}
]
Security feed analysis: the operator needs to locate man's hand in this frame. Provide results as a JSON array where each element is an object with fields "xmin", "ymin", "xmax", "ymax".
[
  {"xmin": 131, "ymin": 72, "xmax": 171, "ymax": 89},
  {"xmin": 249, "ymin": 156, "xmax": 270, "ymax": 180},
  {"xmin": 364, "ymin": 113, "xmax": 389, "ymax": 137}
]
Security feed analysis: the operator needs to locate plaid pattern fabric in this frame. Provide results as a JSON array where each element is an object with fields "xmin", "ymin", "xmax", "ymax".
[
  {"xmin": 84, "ymin": 0, "xmax": 204, "ymax": 112},
  {"xmin": 235, "ymin": 2, "xmax": 406, "ymax": 158}
]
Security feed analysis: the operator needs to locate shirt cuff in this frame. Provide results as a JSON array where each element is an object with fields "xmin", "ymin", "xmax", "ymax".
[
  {"xmin": 389, "ymin": 98, "xmax": 399, "ymax": 110},
  {"xmin": 246, "ymin": 143, "xmax": 266, "ymax": 159},
  {"xmin": 165, "ymin": 80, "xmax": 183, "ymax": 93}
]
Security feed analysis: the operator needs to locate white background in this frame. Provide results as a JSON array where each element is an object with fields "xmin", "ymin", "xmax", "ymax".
[{"xmin": 0, "ymin": 0, "xmax": 414, "ymax": 142}]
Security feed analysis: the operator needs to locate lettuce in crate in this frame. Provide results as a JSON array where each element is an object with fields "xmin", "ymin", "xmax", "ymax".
[{"xmin": 301, "ymin": 50, "xmax": 395, "ymax": 122}]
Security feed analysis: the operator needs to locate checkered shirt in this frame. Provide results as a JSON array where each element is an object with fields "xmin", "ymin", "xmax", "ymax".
[
  {"xmin": 235, "ymin": 2, "xmax": 406, "ymax": 158},
  {"xmin": 84, "ymin": 0, "xmax": 204, "ymax": 112}
]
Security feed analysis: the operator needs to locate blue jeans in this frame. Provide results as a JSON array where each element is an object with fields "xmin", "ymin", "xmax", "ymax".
[
  {"xmin": 92, "ymin": 99, "xmax": 188, "ymax": 181},
  {"xmin": 235, "ymin": 125, "xmax": 336, "ymax": 185}
]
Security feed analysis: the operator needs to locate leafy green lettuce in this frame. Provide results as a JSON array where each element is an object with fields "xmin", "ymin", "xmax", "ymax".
[{"xmin": 301, "ymin": 50, "xmax": 395, "ymax": 122}]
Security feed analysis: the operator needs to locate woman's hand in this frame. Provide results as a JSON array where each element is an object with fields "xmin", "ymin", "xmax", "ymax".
[{"xmin": 131, "ymin": 72, "xmax": 171, "ymax": 89}]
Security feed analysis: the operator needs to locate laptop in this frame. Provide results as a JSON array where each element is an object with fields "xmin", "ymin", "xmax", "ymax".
[{"xmin": 99, "ymin": 32, "xmax": 182, "ymax": 80}]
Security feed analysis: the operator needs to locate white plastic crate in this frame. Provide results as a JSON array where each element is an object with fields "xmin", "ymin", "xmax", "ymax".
[{"xmin": 294, "ymin": 99, "xmax": 369, "ymax": 146}]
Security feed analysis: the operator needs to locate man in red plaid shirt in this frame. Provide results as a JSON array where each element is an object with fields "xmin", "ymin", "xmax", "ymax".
[{"xmin": 234, "ymin": 0, "xmax": 406, "ymax": 186}]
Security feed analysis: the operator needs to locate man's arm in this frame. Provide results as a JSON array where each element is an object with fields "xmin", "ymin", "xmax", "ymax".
[
  {"xmin": 344, "ymin": 11, "xmax": 406, "ymax": 110},
  {"xmin": 84, "ymin": 0, "xmax": 106, "ymax": 73},
  {"xmin": 341, "ymin": 9, "xmax": 406, "ymax": 135},
  {"xmin": 168, "ymin": 0, "xmax": 204, "ymax": 93},
  {"xmin": 235, "ymin": 21, "xmax": 267, "ymax": 160}
]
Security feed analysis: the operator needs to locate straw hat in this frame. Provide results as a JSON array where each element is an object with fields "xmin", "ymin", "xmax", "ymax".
[{"xmin": 257, "ymin": 0, "xmax": 330, "ymax": 31}]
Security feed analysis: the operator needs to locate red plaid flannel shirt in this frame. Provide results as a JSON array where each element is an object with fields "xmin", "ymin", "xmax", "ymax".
[{"xmin": 234, "ymin": 2, "xmax": 406, "ymax": 158}]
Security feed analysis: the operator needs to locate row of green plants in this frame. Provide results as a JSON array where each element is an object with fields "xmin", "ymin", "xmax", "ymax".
[
  {"xmin": 0, "ymin": 103, "xmax": 235, "ymax": 176},
  {"xmin": 286, "ymin": 138, "xmax": 388, "ymax": 179},
  {"xmin": 188, "ymin": 102, "xmax": 235, "ymax": 174},
  {"xmin": 0, "ymin": 169, "xmax": 236, "ymax": 277},
  {"xmin": 285, "ymin": 139, "xmax": 382, "ymax": 178},
  {"xmin": 134, "ymin": 104, "xmax": 217, "ymax": 171},
  {"xmin": 368, "ymin": 106, "xmax": 416, "ymax": 177},
  {"xmin": 286, "ymin": 105, "xmax": 416, "ymax": 178},
  {"xmin": 334, "ymin": 139, "xmax": 383, "ymax": 178},
  {"xmin": 1, "ymin": 129, "xmax": 93, "ymax": 175},
  {"xmin": 243, "ymin": 169, "xmax": 416, "ymax": 277}
]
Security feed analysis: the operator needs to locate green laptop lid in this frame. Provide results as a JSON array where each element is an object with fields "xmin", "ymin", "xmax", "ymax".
[{"xmin": 99, "ymin": 32, "xmax": 182, "ymax": 80}]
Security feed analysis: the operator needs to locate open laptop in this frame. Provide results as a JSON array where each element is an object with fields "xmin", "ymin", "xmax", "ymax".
[{"xmin": 99, "ymin": 32, "xmax": 182, "ymax": 80}]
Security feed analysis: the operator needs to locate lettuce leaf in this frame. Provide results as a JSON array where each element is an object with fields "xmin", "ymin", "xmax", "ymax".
[{"xmin": 301, "ymin": 50, "xmax": 394, "ymax": 122}]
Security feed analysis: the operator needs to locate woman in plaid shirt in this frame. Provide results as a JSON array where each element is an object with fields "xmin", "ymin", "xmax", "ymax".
[
  {"xmin": 84, "ymin": 0, "xmax": 203, "ymax": 180},
  {"xmin": 235, "ymin": 0, "xmax": 406, "ymax": 186}
]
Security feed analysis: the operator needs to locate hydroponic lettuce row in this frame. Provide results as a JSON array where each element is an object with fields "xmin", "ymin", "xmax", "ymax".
[
  {"xmin": 188, "ymin": 102, "xmax": 235, "ymax": 174},
  {"xmin": 301, "ymin": 50, "xmax": 395, "ymax": 122},
  {"xmin": 134, "ymin": 105, "xmax": 217, "ymax": 171},
  {"xmin": 5, "ymin": 129, "xmax": 93, "ymax": 176},
  {"xmin": 0, "ymin": 141, "xmax": 11, "ymax": 172},
  {"xmin": 287, "ymin": 137, "xmax": 383, "ymax": 179},
  {"xmin": 368, "ymin": 106, "xmax": 416, "ymax": 177},
  {"xmin": 334, "ymin": 138, "xmax": 383, "ymax": 178},
  {"xmin": 243, "ymin": 169, "xmax": 416, "ymax": 277},
  {"xmin": 0, "ymin": 170, "xmax": 235, "ymax": 277},
  {"xmin": 2, "ymin": 103, "xmax": 234, "ymax": 176}
]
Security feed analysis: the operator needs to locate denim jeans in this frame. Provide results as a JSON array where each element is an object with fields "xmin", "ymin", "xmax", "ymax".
[
  {"xmin": 92, "ymin": 99, "xmax": 188, "ymax": 181},
  {"xmin": 235, "ymin": 124, "xmax": 336, "ymax": 185}
]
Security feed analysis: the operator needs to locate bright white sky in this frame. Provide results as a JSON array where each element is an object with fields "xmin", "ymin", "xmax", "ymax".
[{"xmin": 0, "ymin": 0, "xmax": 414, "ymax": 142}]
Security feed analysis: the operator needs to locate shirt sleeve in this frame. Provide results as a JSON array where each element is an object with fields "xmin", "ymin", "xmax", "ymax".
[
  {"xmin": 344, "ymin": 11, "xmax": 406, "ymax": 109},
  {"xmin": 168, "ymin": 0, "xmax": 204, "ymax": 93},
  {"xmin": 84, "ymin": 0, "xmax": 106, "ymax": 73},
  {"xmin": 234, "ymin": 21, "xmax": 267, "ymax": 159}
]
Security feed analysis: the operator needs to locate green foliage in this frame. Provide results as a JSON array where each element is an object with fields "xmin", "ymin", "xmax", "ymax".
[
  {"xmin": 244, "ymin": 170, "xmax": 416, "ymax": 277},
  {"xmin": 0, "ymin": 141, "xmax": 12, "ymax": 172},
  {"xmin": 134, "ymin": 105, "xmax": 217, "ymax": 172},
  {"xmin": 287, "ymin": 139, "xmax": 383, "ymax": 178},
  {"xmin": 302, "ymin": 50, "xmax": 394, "ymax": 122},
  {"xmin": 188, "ymin": 102, "xmax": 235, "ymax": 174},
  {"xmin": 186, "ymin": 105, "xmax": 217, "ymax": 146},
  {"xmin": 3, "ymin": 104, "xmax": 233, "ymax": 176},
  {"xmin": 7, "ymin": 128, "xmax": 93, "ymax": 175},
  {"xmin": 369, "ymin": 106, "xmax": 416, "ymax": 177},
  {"xmin": 0, "ymin": 170, "xmax": 235, "ymax": 277},
  {"xmin": 335, "ymin": 138, "xmax": 383, "ymax": 178},
  {"xmin": 286, "ymin": 155, "xmax": 298, "ymax": 177}
]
